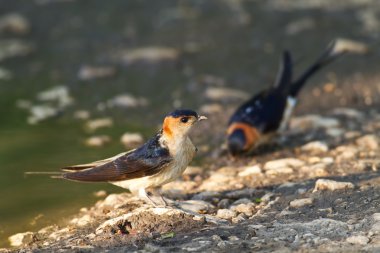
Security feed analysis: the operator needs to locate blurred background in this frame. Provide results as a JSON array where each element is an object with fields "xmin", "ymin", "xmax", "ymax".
[{"xmin": 0, "ymin": 0, "xmax": 379, "ymax": 247}]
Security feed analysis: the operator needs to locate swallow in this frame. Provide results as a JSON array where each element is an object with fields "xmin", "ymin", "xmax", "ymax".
[
  {"xmin": 52, "ymin": 109, "xmax": 206, "ymax": 206},
  {"xmin": 227, "ymin": 40, "xmax": 347, "ymax": 156}
]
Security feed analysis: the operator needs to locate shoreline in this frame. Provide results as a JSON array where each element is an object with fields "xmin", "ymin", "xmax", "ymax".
[{"xmin": 3, "ymin": 105, "xmax": 380, "ymax": 252}]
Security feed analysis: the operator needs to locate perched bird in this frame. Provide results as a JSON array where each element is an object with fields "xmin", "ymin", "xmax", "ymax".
[
  {"xmin": 46, "ymin": 110, "xmax": 206, "ymax": 206},
  {"xmin": 227, "ymin": 40, "xmax": 349, "ymax": 156}
]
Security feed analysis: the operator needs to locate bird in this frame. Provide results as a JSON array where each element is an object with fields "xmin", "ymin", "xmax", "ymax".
[
  {"xmin": 36, "ymin": 109, "xmax": 207, "ymax": 206},
  {"xmin": 227, "ymin": 40, "xmax": 350, "ymax": 156}
]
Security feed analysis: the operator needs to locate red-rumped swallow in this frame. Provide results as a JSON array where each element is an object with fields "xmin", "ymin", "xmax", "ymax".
[
  {"xmin": 227, "ymin": 40, "xmax": 347, "ymax": 156},
  {"xmin": 41, "ymin": 110, "xmax": 206, "ymax": 206}
]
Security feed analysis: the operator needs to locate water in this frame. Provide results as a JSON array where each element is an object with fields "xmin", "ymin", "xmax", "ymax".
[{"xmin": 0, "ymin": 0, "xmax": 378, "ymax": 247}]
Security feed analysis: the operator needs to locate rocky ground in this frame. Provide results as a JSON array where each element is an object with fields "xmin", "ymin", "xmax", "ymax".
[{"xmin": 3, "ymin": 105, "xmax": 380, "ymax": 252}]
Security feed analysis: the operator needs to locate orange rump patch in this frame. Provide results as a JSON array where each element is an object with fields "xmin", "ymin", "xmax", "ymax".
[{"xmin": 227, "ymin": 122, "xmax": 261, "ymax": 150}]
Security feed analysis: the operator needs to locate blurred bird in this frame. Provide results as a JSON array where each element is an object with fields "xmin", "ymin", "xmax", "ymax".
[
  {"xmin": 227, "ymin": 39, "xmax": 359, "ymax": 156},
  {"xmin": 28, "ymin": 109, "xmax": 207, "ymax": 206}
]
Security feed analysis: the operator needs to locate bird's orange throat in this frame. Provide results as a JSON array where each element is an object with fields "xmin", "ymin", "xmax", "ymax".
[
  {"xmin": 227, "ymin": 122, "xmax": 261, "ymax": 150},
  {"xmin": 163, "ymin": 117, "xmax": 175, "ymax": 139}
]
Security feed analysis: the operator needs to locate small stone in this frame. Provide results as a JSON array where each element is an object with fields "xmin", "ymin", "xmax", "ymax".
[
  {"xmin": 192, "ymin": 191, "xmax": 221, "ymax": 201},
  {"xmin": 332, "ymin": 108, "xmax": 364, "ymax": 119},
  {"xmin": 238, "ymin": 165, "xmax": 262, "ymax": 177},
  {"xmin": 290, "ymin": 115, "xmax": 340, "ymax": 130},
  {"xmin": 264, "ymin": 158, "xmax": 305, "ymax": 170},
  {"xmin": 8, "ymin": 232, "xmax": 34, "ymax": 247},
  {"xmin": 85, "ymin": 118, "xmax": 113, "ymax": 132},
  {"xmin": 120, "ymin": 132, "xmax": 144, "ymax": 148},
  {"xmin": 177, "ymin": 200, "xmax": 215, "ymax": 214},
  {"xmin": 356, "ymin": 135, "xmax": 379, "ymax": 150},
  {"xmin": 216, "ymin": 209, "xmax": 237, "ymax": 220},
  {"xmin": 346, "ymin": 235, "xmax": 369, "ymax": 245},
  {"xmin": 120, "ymin": 47, "xmax": 180, "ymax": 65},
  {"xmin": 199, "ymin": 103, "xmax": 223, "ymax": 114},
  {"xmin": 289, "ymin": 198, "xmax": 313, "ymax": 208},
  {"xmin": 78, "ymin": 65, "xmax": 116, "ymax": 80},
  {"xmin": 301, "ymin": 141, "xmax": 329, "ymax": 153},
  {"xmin": 84, "ymin": 135, "xmax": 111, "ymax": 147},
  {"xmin": 308, "ymin": 156, "xmax": 321, "ymax": 164},
  {"xmin": 70, "ymin": 214, "xmax": 92, "ymax": 227},
  {"xmin": 326, "ymin": 128, "xmax": 344, "ymax": 137},
  {"xmin": 94, "ymin": 190, "xmax": 107, "ymax": 197},
  {"xmin": 107, "ymin": 94, "xmax": 148, "ymax": 108},
  {"xmin": 266, "ymin": 167, "xmax": 293, "ymax": 175},
  {"xmin": 0, "ymin": 13, "xmax": 30, "ymax": 35},
  {"xmin": 204, "ymin": 87, "xmax": 249, "ymax": 101},
  {"xmin": 373, "ymin": 213, "xmax": 380, "ymax": 221},
  {"xmin": 232, "ymin": 213, "xmax": 246, "ymax": 224},
  {"xmin": 322, "ymin": 157, "xmax": 334, "ymax": 165},
  {"xmin": 313, "ymin": 179, "xmax": 354, "ymax": 192},
  {"xmin": 231, "ymin": 203, "xmax": 256, "ymax": 216},
  {"xmin": 73, "ymin": 110, "xmax": 90, "ymax": 120},
  {"xmin": 217, "ymin": 199, "xmax": 230, "ymax": 209}
]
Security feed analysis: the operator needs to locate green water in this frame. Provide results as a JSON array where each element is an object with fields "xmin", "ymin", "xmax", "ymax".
[{"xmin": 0, "ymin": 0, "xmax": 378, "ymax": 247}]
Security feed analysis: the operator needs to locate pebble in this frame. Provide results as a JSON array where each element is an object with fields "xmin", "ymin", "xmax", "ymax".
[
  {"xmin": 313, "ymin": 179, "xmax": 355, "ymax": 192},
  {"xmin": 266, "ymin": 167, "xmax": 293, "ymax": 175},
  {"xmin": 290, "ymin": 115, "xmax": 340, "ymax": 130},
  {"xmin": 199, "ymin": 103, "xmax": 223, "ymax": 114},
  {"xmin": 0, "ymin": 39, "xmax": 33, "ymax": 61},
  {"xmin": 177, "ymin": 200, "xmax": 215, "ymax": 214},
  {"xmin": 84, "ymin": 135, "xmax": 111, "ymax": 147},
  {"xmin": 356, "ymin": 134, "xmax": 379, "ymax": 150},
  {"xmin": 70, "ymin": 214, "xmax": 92, "ymax": 227},
  {"xmin": 73, "ymin": 110, "xmax": 90, "ymax": 120},
  {"xmin": 332, "ymin": 107, "xmax": 364, "ymax": 119},
  {"xmin": 216, "ymin": 209, "xmax": 237, "ymax": 220},
  {"xmin": 373, "ymin": 213, "xmax": 380, "ymax": 221},
  {"xmin": 289, "ymin": 198, "xmax": 313, "ymax": 208},
  {"xmin": 204, "ymin": 87, "xmax": 249, "ymax": 101},
  {"xmin": 326, "ymin": 128, "xmax": 344, "ymax": 137},
  {"xmin": 238, "ymin": 165, "xmax": 262, "ymax": 177},
  {"xmin": 301, "ymin": 141, "xmax": 329, "ymax": 153},
  {"xmin": 192, "ymin": 191, "xmax": 221, "ymax": 201},
  {"xmin": 217, "ymin": 199, "xmax": 230, "ymax": 209},
  {"xmin": 346, "ymin": 235, "xmax": 369, "ymax": 245},
  {"xmin": 107, "ymin": 93, "xmax": 148, "ymax": 108},
  {"xmin": 0, "ymin": 13, "xmax": 30, "ymax": 35},
  {"xmin": 121, "ymin": 47, "xmax": 180, "ymax": 65},
  {"xmin": 120, "ymin": 132, "xmax": 144, "ymax": 148},
  {"xmin": 85, "ymin": 118, "xmax": 113, "ymax": 132},
  {"xmin": 78, "ymin": 65, "xmax": 116, "ymax": 80},
  {"xmin": 8, "ymin": 232, "xmax": 34, "ymax": 247},
  {"xmin": 264, "ymin": 158, "xmax": 305, "ymax": 170},
  {"xmin": 93, "ymin": 190, "xmax": 107, "ymax": 197},
  {"xmin": 231, "ymin": 203, "xmax": 256, "ymax": 216}
]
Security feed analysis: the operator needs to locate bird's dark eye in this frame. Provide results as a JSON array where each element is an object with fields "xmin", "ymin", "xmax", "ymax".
[{"xmin": 180, "ymin": 117, "xmax": 189, "ymax": 123}]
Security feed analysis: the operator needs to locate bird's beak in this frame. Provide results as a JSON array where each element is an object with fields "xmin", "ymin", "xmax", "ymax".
[{"xmin": 198, "ymin": 115, "xmax": 208, "ymax": 121}]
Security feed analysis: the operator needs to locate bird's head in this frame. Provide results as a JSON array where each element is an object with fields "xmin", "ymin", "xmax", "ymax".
[
  {"xmin": 227, "ymin": 122, "xmax": 260, "ymax": 156},
  {"xmin": 163, "ymin": 109, "xmax": 207, "ymax": 139}
]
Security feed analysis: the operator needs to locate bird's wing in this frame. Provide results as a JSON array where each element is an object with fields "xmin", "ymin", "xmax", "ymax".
[
  {"xmin": 62, "ymin": 134, "xmax": 173, "ymax": 182},
  {"xmin": 61, "ymin": 151, "xmax": 133, "ymax": 172}
]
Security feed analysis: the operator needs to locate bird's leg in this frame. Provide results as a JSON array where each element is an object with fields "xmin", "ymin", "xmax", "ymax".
[{"xmin": 138, "ymin": 188, "xmax": 159, "ymax": 207}]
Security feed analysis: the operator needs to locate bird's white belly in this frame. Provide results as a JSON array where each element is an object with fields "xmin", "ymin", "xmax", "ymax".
[{"xmin": 111, "ymin": 137, "xmax": 196, "ymax": 193}]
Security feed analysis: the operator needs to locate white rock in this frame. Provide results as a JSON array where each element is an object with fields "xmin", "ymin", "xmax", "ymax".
[
  {"xmin": 70, "ymin": 214, "xmax": 92, "ymax": 227},
  {"xmin": 356, "ymin": 134, "xmax": 379, "ymax": 150},
  {"xmin": 85, "ymin": 135, "xmax": 111, "ymax": 147},
  {"xmin": 36, "ymin": 85, "xmax": 73, "ymax": 107},
  {"xmin": 265, "ymin": 158, "xmax": 305, "ymax": 170},
  {"xmin": 120, "ymin": 132, "xmax": 144, "ymax": 148},
  {"xmin": 289, "ymin": 198, "xmax": 313, "ymax": 208},
  {"xmin": 238, "ymin": 165, "xmax": 262, "ymax": 177},
  {"xmin": 107, "ymin": 93, "xmax": 148, "ymax": 108},
  {"xmin": 177, "ymin": 200, "xmax": 215, "ymax": 213},
  {"xmin": 204, "ymin": 87, "xmax": 249, "ymax": 101},
  {"xmin": 216, "ymin": 209, "xmax": 237, "ymax": 219},
  {"xmin": 290, "ymin": 115, "xmax": 339, "ymax": 130},
  {"xmin": 85, "ymin": 118, "xmax": 113, "ymax": 132},
  {"xmin": 0, "ymin": 13, "xmax": 30, "ymax": 35},
  {"xmin": 27, "ymin": 105, "xmax": 60, "ymax": 124},
  {"xmin": 326, "ymin": 128, "xmax": 344, "ymax": 137},
  {"xmin": 231, "ymin": 203, "xmax": 256, "ymax": 216},
  {"xmin": 346, "ymin": 235, "xmax": 369, "ymax": 245},
  {"xmin": 266, "ymin": 167, "xmax": 293, "ymax": 175},
  {"xmin": 373, "ymin": 213, "xmax": 380, "ymax": 221},
  {"xmin": 73, "ymin": 110, "xmax": 90, "ymax": 120},
  {"xmin": 332, "ymin": 108, "xmax": 364, "ymax": 119},
  {"xmin": 78, "ymin": 65, "xmax": 115, "ymax": 80},
  {"xmin": 0, "ymin": 39, "xmax": 33, "ymax": 61},
  {"xmin": 301, "ymin": 141, "xmax": 329, "ymax": 153},
  {"xmin": 8, "ymin": 232, "xmax": 34, "ymax": 247},
  {"xmin": 313, "ymin": 179, "xmax": 354, "ymax": 192},
  {"xmin": 121, "ymin": 47, "xmax": 180, "ymax": 65}
]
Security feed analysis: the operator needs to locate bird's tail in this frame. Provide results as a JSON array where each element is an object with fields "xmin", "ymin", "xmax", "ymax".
[
  {"xmin": 272, "ymin": 50, "xmax": 293, "ymax": 95},
  {"xmin": 289, "ymin": 38, "xmax": 367, "ymax": 97},
  {"xmin": 24, "ymin": 171, "xmax": 63, "ymax": 179}
]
